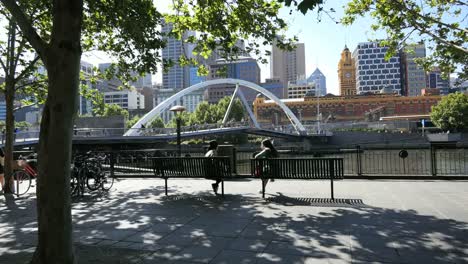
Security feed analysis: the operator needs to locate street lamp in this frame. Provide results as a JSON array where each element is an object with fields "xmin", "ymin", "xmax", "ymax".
[{"xmin": 169, "ymin": 105, "xmax": 186, "ymax": 157}]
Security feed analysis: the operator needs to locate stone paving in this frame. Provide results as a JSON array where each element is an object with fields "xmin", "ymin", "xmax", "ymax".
[{"xmin": 1, "ymin": 178, "xmax": 468, "ymax": 263}]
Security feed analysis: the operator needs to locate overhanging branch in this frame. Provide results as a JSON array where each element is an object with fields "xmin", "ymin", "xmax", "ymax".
[
  {"xmin": 1, "ymin": 0, "xmax": 48, "ymax": 62},
  {"xmin": 15, "ymin": 56, "xmax": 40, "ymax": 83}
]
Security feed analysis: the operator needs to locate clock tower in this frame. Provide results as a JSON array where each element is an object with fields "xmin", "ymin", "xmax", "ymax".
[{"xmin": 338, "ymin": 45, "xmax": 356, "ymax": 96}]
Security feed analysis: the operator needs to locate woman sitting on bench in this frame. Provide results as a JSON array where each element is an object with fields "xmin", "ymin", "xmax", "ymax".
[{"xmin": 254, "ymin": 139, "xmax": 279, "ymax": 190}]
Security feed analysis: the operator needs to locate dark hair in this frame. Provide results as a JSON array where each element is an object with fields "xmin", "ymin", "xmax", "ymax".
[
  {"xmin": 262, "ymin": 139, "xmax": 278, "ymax": 157},
  {"xmin": 208, "ymin": 140, "xmax": 218, "ymax": 151}
]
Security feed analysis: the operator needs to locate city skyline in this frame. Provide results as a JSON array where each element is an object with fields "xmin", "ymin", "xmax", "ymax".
[{"xmin": 82, "ymin": 0, "xmax": 445, "ymax": 96}]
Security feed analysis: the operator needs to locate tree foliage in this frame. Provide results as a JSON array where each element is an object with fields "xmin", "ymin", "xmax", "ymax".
[
  {"xmin": 166, "ymin": 0, "xmax": 298, "ymax": 74},
  {"xmin": 126, "ymin": 115, "xmax": 140, "ymax": 128},
  {"xmin": 99, "ymin": 103, "xmax": 129, "ymax": 119},
  {"xmin": 431, "ymin": 92, "xmax": 468, "ymax": 132},
  {"xmin": 165, "ymin": 96, "xmax": 246, "ymax": 128},
  {"xmin": 149, "ymin": 116, "xmax": 165, "ymax": 128}
]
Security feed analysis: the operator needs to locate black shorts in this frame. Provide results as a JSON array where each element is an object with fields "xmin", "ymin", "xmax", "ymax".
[{"xmin": 0, "ymin": 164, "xmax": 4, "ymax": 174}]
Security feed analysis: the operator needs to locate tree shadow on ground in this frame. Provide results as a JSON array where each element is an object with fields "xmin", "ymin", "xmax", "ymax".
[{"xmin": 1, "ymin": 180, "xmax": 467, "ymax": 263}]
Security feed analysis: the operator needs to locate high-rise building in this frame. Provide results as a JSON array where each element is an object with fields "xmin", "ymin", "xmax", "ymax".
[
  {"xmin": 307, "ymin": 68, "xmax": 327, "ymax": 96},
  {"xmin": 0, "ymin": 101, "xmax": 5, "ymax": 121},
  {"xmin": 352, "ymin": 42, "xmax": 402, "ymax": 95},
  {"xmin": 201, "ymin": 39, "xmax": 250, "ymax": 65},
  {"xmin": 261, "ymin": 78, "xmax": 284, "ymax": 99},
  {"xmin": 189, "ymin": 67, "xmax": 206, "ymax": 87},
  {"xmin": 161, "ymin": 21, "xmax": 194, "ymax": 90},
  {"xmin": 98, "ymin": 63, "xmax": 152, "ymax": 90},
  {"xmin": 402, "ymin": 43, "xmax": 426, "ymax": 96},
  {"xmin": 205, "ymin": 57, "xmax": 260, "ymax": 103},
  {"xmin": 79, "ymin": 61, "xmax": 96, "ymax": 115},
  {"xmin": 270, "ymin": 39, "xmax": 305, "ymax": 95},
  {"xmin": 427, "ymin": 68, "xmax": 450, "ymax": 95},
  {"xmin": 337, "ymin": 45, "xmax": 357, "ymax": 96}
]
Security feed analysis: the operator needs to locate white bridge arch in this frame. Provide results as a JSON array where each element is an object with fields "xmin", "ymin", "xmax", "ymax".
[{"xmin": 124, "ymin": 78, "xmax": 306, "ymax": 136}]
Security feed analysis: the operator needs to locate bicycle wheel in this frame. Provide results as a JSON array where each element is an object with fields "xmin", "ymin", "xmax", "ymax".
[
  {"xmin": 77, "ymin": 168, "xmax": 87, "ymax": 196},
  {"xmin": 11, "ymin": 170, "xmax": 31, "ymax": 196},
  {"xmin": 70, "ymin": 168, "xmax": 79, "ymax": 196},
  {"xmin": 101, "ymin": 172, "xmax": 114, "ymax": 191},
  {"xmin": 86, "ymin": 169, "xmax": 100, "ymax": 191}
]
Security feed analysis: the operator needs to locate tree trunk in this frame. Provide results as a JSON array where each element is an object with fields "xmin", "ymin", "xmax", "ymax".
[
  {"xmin": 3, "ymin": 19, "xmax": 17, "ymax": 194},
  {"xmin": 3, "ymin": 80, "xmax": 16, "ymax": 194},
  {"xmin": 31, "ymin": 0, "xmax": 83, "ymax": 263}
]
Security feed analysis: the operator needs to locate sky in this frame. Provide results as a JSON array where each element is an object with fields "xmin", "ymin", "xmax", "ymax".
[{"xmin": 83, "ymin": 0, "xmax": 388, "ymax": 95}]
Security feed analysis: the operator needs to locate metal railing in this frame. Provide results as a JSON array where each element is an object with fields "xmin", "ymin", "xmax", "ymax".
[
  {"xmin": 75, "ymin": 145, "xmax": 468, "ymax": 179},
  {"xmin": 234, "ymin": 146, "xmax": 468, "ymax": 177}
]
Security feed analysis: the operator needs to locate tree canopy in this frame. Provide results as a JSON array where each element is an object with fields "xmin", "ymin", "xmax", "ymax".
[
  {"xmin": 99, "ymin": 103, "xmax": 129, "ymax": 119},
  {"xmin": 431, "ymin": 92, "xmax": 468, "ymax": 132}
]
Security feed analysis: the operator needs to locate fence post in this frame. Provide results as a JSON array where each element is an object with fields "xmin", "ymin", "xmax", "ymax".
[
  {"xmin": 430, "ymin": 144, "xmax": 437, "ymax": 176},
  {"xmin": 356, "ymin": 145, "xmax": 362, "ymax": 176},
  {"xmin": 329, "ymin": 159, "xmax": 335, "ymax": 200},
  {"xmin": 110, "ymin": 151, "xmax": 115, "ymax": 179}
]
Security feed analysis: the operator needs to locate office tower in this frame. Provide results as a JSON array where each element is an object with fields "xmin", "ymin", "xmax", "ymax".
[
  {"xmin": 402, "ymin": 43, "xmax": 426, "ymax": 96},
  {"xmin": 79, "ymin": 61, "xmax": 96, "ymax": 115},
  {"xmin": 261, "ymin": 78, "xmax": 284, "ymax": 99},
  {"xmin": 206, "ymin": 57, "xmax": 260, "ymax": 103},
  {"xmin": 427, "ymin": 68, "xmax": 450, "ymax": 95},
  {"xmin": 161, "ymin": 21, "xmax": 194, "ymax": 90},
  {"xmin": 352, "ymin": 42, "xmax": 402, "ymax": 95},
  {"xmin": 271, "ymin": 39, "xmax": 305, "ymax": 95},
  {"xmin": 338, "ymin": 45, "xmax": 357, "ymax": 96},
  {"xmin": 98, "ymin": 63, "xmax": 151, "ymax": 90},
  {"xmin": 307, "ymin": 68, "xmax": 327, "ymax": 96}
]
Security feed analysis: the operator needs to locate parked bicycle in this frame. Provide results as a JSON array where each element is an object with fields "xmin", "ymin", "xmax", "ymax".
[
  {"xmin": 71, "ymin": 152, "xmax": 114, "ymax": 196},
  {"xmin": 11, "ymin": 154, "xmax": 37, "ymax": 197}
]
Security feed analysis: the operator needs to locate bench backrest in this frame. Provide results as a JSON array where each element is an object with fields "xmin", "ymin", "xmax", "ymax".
[
  {"xmin": 153, "ymin": 157, "xmax": 232, "ymax": 178},
  {"xmin": 251, "ymin": 158, "xmax": 344, "ymax": 179}
]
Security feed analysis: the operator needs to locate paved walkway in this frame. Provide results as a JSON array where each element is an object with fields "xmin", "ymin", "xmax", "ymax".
[{"xmin": 1, "ymin": 179, "xmax": 468, "ymax": 263}]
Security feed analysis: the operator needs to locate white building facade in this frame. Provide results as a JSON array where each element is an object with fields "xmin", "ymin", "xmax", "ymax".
[
  {"xmin": 287, "ymin": 82, "xmax": 316, "ymax": 99},
  {"xmin": 352, "ymin": 42, "xmax": 402, "ymax": 95},
  {"xmin": 104, "ymin": 90, "xmax": 145, "ymax": 110}
]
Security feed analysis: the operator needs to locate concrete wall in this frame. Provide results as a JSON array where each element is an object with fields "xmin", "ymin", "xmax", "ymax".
[{"xmin": 75, "ymin": 116, "xmax": 125, "ymax": 136}]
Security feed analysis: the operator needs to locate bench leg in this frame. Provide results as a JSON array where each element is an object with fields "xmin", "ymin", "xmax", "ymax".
[
  {"xmin": 221, "ymin": 180, "xmax": 224, "ymax": 197},
  {"xmin": 262, "ymin": 179, "xmax": 266, "ymax": 199},
  {"xmin": 165, "ymin": 178, "xmax": 168, "ymax": 196},
  {"xmin": 330, "ymin": 177, "xmax": 334, "ymax": 200}
]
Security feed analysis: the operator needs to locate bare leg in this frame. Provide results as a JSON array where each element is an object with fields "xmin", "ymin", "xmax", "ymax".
[{"xmin": 0, "ymin": 173, "xmax": 4, "ymax": 191}]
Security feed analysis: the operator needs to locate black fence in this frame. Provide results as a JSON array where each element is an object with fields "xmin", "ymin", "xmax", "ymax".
[
  {"xmin": 78, "ymin": 145, "xmax": 468, "ymax": 179},
  {"xmin": 235, "ymin": 145, "xmax": 468, "ymax": 177}
]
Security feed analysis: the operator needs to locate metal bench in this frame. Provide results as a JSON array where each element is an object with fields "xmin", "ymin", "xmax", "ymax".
[
  {"xmin": 153, "ymin": 157, "xmax": 232, "ymax": 196},
  {"xmin": 251, "ymin": 158, "xmax": 344, "ymax": 199}
]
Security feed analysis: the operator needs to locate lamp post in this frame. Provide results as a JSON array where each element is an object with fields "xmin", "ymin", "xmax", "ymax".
[{"xmin": 169, "ymin": 105, "xmax": 186, "ymax": 157}]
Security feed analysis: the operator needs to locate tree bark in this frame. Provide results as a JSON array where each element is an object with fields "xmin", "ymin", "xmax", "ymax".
[
  {"xmin": 3, "ymin": 80, "xmax": 16, "ymax": 193},
  {"xmin": 3, "ymin": 19, "xmax": 17, "ymax": 194},
  {"xmin": 30, "ymin": 0, "xmax": 83, "ymax": 263}
]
